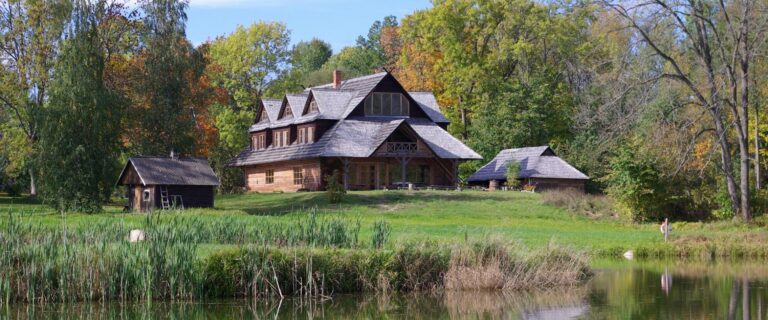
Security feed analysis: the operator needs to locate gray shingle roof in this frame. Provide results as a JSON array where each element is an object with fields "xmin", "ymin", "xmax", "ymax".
[
  {"xmin": 228, "ymin": 118, "xmax": 481, "ymax": 166},
  {"xmin": 249, "ymin": 72, "xmax": 452, "ymax": 132},
  {"xmin": 409, "ymin": 92, "xmax": 450, "ymax": 123},
  {"xmin": 118, "ymin": 157, "xmax": 220, "ymax": 186},
  {"xmin": 406, "ymin": 118, "xmax": 482, "ymax": 159},
  {"xmin": 467, "ymin": 146, "xmax": 589, "ymax": 182}
]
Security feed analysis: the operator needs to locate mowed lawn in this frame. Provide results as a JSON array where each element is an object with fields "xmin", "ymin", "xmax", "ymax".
[{"xmin": 0, "ymin": 190, "xmax": 758, "ymax": 252}]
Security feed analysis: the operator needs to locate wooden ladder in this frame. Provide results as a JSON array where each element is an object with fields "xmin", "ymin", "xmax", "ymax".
[{"xmin": 160, "ymin": 186, "xmax": 171, "ymax": 210}]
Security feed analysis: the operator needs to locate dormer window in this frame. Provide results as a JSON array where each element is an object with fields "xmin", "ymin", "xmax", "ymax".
[
  {"xmin": 364, "ymin": 93, "xmax": 410, "ymax": 117},
  {"xmin": 258, "ymin": 108, "xmax": 268, "ymax": 123},
  {"xmin": 308, "ymin": 100, "xmax": 318, "ymax": 113},
  {"xmin": 282, "ymin": 106, "xmax": 293, "ymax": 119}
]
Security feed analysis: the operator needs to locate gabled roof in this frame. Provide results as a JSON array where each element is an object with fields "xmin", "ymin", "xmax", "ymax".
[
  {"xmin": 248, "ymin": 72, "xmax": 451, "ymax": 132},
  {"xmin": 228, "ymin": 117, "xmax": 481, "ymax": 167},
  {"xmin": 117, "ymin": 157, "xmax": 220, "ymax": 186},
  {"xmin": 262, "ymin": 99, "xmax": 282, "ymax": 121},
  {"xmin": 467, "ymin": 146, "xmax": 589, "ymax": 182},
  {"xmin": 409, "ymin": 92, "xmax": 450, "ymax": 123}
]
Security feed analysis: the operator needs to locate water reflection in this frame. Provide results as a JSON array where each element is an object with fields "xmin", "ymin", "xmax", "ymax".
[{"xmin": 5, "ymin": 261, "xmax": 768, "ymax": 319}]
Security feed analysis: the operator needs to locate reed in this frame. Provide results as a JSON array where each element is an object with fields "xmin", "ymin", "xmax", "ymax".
[{"xmin": 0, "ymin": 212, "xmax": 590, "ymax": 304}]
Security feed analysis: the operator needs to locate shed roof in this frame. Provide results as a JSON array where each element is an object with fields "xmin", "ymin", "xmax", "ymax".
[
  {"xmin": 117, "ymin": 157, "xmax": 220, "ymax": 186},
  {"xmin": 467, "ymin": 146, "xmax": 588, "ymax": 182}
]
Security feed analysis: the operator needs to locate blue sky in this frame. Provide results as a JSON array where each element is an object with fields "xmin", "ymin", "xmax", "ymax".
[{"xmin": 186, "ymin": 0, "xmax": 431, "ymax": 51}]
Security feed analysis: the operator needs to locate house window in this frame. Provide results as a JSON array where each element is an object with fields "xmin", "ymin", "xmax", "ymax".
[
  {"xmin": 298, "ymin": 127, "xmax": 306, "ymax": 144},
  {"xmin": 282, "ymin": 106, "xmax": 293, "ymax": 119},
  {"xmin": 142, "ymin": 189, "xmax": 150, "ymax": 202},
  {"xmin": 293, "ymin": 167, "xmax": 303, "ymax": 185},
  {"xmin": 364, "ymin": 93, "xmax": 409, "ymax": 116},
  {"xmin": 308, "ymin": 100, "xmax": 318, "ymax": 113},
  {"xmin": 266, "ymin": 169, "xmax": 274, "ymax": 184},
  {"xmin": 272, "ymin": 130, "xmax": 289, "ymax": 147},
  {"xmin": 258, "ymin": 108, "xmax": 268, "ymax": 123},
  {"xmin": 308, "ymin": 127, "xmax": 315, "ymax": 142},
  {"xmin": 252, "ymin": 134, "xmax": 266, "ymax": 150}
]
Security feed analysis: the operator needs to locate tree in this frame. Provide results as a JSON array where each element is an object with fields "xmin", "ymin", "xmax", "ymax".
[
  {"xmin": 0, "ymin": 0, "xmax": 73, "ymax": 196},
  {"xmin": 207, "ymin": 21, "xmax": 291, "ymax": 192},
  {"xmin": 37, "ymin": 0, "xmax": 123, "ymax": 213},
  {"xmin": 603, "ymin": 0, "xmax": 768, "ymax": 221},
  {"xmin": 128, "ymin": 0, "xmax": 197, "ymax": 156},
  {"xmin": 209, "ymin": 22, "xmax": 290, "ymax": 109}
]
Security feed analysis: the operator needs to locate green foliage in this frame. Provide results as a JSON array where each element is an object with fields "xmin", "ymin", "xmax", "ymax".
[
  {"xmin": 324, "ymin": 170, "xmax": 346, "ymax": 204},
  {"xmin": 36, "ymin": 1, "xmax": 123, "ymax": 213},
  {"xmin": 604, "ymin": 141, "xmax": 669, "ymax": 222},
  {"xmin": 505, "ymin": 160, "xmax": 521, "ymax": 188},
  {"xmin": 132, "ymin": 0, "xmax": 198, "ymax": 156},
  {"xmin": 471, "ymin": 71, "xmax": 574, "ymax": 160},
  {"xmin": 371, "ymin": 219, "xmax": 391, "ymax": 249},
  {"xmin": 209, "ymin": 21, "xmax": 290, "ymax": 107}
]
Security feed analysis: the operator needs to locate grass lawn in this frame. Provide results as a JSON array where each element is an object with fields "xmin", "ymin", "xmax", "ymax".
[{"xmin": 5, "ymin": 190, "xmax": 764, "ymax": 257}]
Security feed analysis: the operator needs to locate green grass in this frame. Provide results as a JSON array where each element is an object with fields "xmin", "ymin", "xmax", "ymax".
[{"xmin": 2, "ymin": 190, "xmax": 767, "ymax": 256}]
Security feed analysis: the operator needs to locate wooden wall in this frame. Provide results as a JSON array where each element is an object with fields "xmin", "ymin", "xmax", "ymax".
[{"xmin": 244, "ymin": 159, "xmax": 323, "ymax": 192}]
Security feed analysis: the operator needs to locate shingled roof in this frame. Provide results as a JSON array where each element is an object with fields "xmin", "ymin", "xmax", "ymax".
[
  {"xmin": 117, "ymin": 157, "xmax": 220, "ymax": 186},
  {"xmin": 467, "ymin": 146, "xmax": 588, "ymax": 182},
  {"xmin": 248, "ymin": 72, "xmax": 450, "ymax": 133},
  {"xmin": 228, "ymin": 117, "xmax": 481, "ymax": 166}
]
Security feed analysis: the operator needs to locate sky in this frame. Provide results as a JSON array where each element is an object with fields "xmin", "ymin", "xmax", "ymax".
[{"xmin": 186, "ymin": 0, "xmax": 432, "ymax": 51}]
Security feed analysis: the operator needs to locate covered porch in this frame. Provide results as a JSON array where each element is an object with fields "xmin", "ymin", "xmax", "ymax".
[{"xmin": 333, "ymin": 141, "xmax": 461, "ymax": 191}]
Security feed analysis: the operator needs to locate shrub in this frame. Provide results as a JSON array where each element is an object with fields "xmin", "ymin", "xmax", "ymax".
[
  {"xmin": 603, "ymin": 141, "xmax": 670, "ymax": 222},
  {"xmin": 505, "ymin": 161, "xmax": 521, "ymax": 188},
  {"xmin": 324, "ymin": 170, "xmax": 346, "ymax": 204}
]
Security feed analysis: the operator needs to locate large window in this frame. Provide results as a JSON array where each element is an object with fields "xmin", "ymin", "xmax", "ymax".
[
  {"xmin": 293, "ymin": 167, "xmax": 303, "ymax": 185},
  {"xmin": 266, "ymin": 169, "xmax": 274, "ymax": 184},
  {"xmin": 364, "ymin": 93, "xmax": 410, "ymax": 116}
]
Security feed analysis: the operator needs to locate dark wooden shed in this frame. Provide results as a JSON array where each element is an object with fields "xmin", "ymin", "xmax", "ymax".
[{"xmin": 116, "ymin": 156, "xmax": 220, "ymax": 212}]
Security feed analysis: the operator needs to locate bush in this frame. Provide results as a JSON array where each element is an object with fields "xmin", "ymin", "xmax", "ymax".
[
  {"xmin": 604, "ymin": 141, "xmax": 670, "ymax": 222},
  {"xmin": 324, "ymin": 169, "xmax": 346, "ymax": 204},
  {"xmin": 505, "ymin": 161, "xmax": 521, "ymax": 188}
]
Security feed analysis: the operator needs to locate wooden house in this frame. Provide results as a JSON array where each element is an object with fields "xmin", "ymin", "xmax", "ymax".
[
  {"xmin": 117, "ymin": 156, "xmax": 220, "ymax": 211},
  {"xmin": 227, "ymin": 71, "xmax": 482, "ymax": 192},
  {"xmin": 467, "ymin": 146, "xmax": 589, "ymax": 191}
]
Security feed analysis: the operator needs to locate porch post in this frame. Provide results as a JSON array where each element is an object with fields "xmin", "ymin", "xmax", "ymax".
[
  {"xmin": 340, "ymin": 157, "xmax": 351, "ymax": 191},
  {"xmin": 452, "ymin": 159, "xmax": 460, "ymax": 190}
]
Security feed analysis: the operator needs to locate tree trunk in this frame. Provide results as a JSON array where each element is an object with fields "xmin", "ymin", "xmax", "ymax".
[
  {"xmin": 712, "ymin": 109, "xmax": 741, "ymax": 216},
  {"xmin": 29, "ymin": 168, "xmax": 37, "ymax": 197},
  {"xmin": 739, "ymin": 10, "xmax": 752, "ymax": 222},
  {"xmin": 756, "ymin": 105, "xmax": 761, "ymax": 190}
]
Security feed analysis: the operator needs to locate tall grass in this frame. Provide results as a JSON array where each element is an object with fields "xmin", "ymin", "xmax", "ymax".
[{"xmin": 540, "ymin": 190, "xmax": 617, "ymax": 219}]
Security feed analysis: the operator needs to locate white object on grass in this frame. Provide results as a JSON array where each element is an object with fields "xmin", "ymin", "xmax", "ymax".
[{"xmin": 129, "ymin": 229, "xmax": 145, "ymax": 242}]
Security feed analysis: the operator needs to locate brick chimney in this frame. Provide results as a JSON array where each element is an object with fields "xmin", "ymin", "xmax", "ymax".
[{"xmin": 333, "ymin": 69, "xmax": 342, "ymax": 89}]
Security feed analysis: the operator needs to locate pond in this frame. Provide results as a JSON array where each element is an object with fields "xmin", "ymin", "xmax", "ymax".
[{"xmin": 6, "ymin": 260, "xmax": 768, "ymax": 319}]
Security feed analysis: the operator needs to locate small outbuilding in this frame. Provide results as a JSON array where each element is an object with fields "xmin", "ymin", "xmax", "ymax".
[
  {"xmin": 467, "ymin": 146, "xmax": 589, "ymax": 191},
  {"xmin": 116, "ymin": 156, "xmax": 220, "ymax": 212}
]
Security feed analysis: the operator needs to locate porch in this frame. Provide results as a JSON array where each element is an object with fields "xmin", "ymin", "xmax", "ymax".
[{"xmin": 336, "ymin": 142, "xmax": 460, "ymax": 191}]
